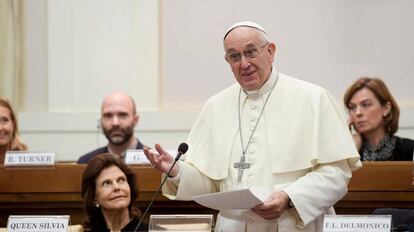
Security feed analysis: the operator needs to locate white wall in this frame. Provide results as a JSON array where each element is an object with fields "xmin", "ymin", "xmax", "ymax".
[
  {"xmin": 20, "ymin": 0, "xmax": 414, "ymax": 161},
  {"xmin": 161, "ymin": 0, "xmax": 414, "ymax": 105}
]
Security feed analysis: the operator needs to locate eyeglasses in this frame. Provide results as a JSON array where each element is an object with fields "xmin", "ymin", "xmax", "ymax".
[{"xmin": 225, "ymin": 43, "xmax": 269, "ymax": 64}]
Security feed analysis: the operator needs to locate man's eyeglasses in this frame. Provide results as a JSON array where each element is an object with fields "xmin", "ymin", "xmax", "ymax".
[{"xmin": 225, "ymin": 43, "xmax": 269, "ymax": 64}]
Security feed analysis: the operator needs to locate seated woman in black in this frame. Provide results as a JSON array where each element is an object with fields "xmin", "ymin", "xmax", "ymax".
[
  {"xmin": 81, "ymin": 153, "xmax": 148, "ymax": 231},
  {"xmin": 344, "ymin": 77, "xmax": 414, "ymax": 161}
]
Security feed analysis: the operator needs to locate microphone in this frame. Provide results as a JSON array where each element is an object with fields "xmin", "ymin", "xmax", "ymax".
[
  {"xmin": 134, "ymin": 143, "xmax": 189, "ymax": 232},
  {"xmin": 175, "ymin": 143, "xmax": 189, "ymax": 161}
]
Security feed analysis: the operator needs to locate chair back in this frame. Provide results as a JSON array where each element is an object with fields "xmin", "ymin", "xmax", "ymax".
[{"xmin": 373, "ymin": 208, "xmax": 414, "ymax": 232}]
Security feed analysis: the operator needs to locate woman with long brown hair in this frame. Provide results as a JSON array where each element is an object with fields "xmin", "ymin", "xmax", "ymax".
[{"xmin": 0, "ymin": 97, "xmax": 27, "ymax": 163}]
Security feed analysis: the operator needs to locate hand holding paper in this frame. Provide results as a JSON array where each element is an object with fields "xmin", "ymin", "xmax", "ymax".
[{"xmin": 251, "ymin": 191, "xmax": 290, "ymax": 220}]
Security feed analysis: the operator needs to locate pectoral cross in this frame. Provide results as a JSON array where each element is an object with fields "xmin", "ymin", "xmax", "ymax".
[{"xmin": 233, "ymin": 155, "xmax": 250, "ymax": 182}]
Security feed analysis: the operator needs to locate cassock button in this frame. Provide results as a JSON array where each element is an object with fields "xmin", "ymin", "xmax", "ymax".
[{"xmin": 250, "ymin": 105, "xmax": 256, "ymax": 110}]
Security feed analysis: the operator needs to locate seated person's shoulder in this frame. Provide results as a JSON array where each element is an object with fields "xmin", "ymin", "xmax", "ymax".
[
  {"xmin": 396, "ymin": 136, "xmax": 414, "ymax": 147},
  {"xmin": 77, "ymin": 147, "xmax": 108, "ymax": 164},
  {"xmin": 393, "ymin": 136, "xmax": 414, "ymax": 160},
  {"xmin": 402, "ymin": 137, "xmax": 414, "ymax": 144}
]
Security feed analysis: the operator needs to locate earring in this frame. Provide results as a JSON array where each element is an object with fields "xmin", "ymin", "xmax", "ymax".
[
  {"xmin": 96, "ymin": 203, "xmax": 100, "ymax": 208},
  {"xmin": 384, "ymin": 113, "xmax": 388, "ymax": 117}
]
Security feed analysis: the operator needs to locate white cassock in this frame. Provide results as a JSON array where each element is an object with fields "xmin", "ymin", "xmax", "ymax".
[{"xmin": 162, "ymin": 70, "xmax": 361, "ymax": 232}]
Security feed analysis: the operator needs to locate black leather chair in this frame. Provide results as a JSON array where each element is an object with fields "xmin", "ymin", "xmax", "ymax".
[{"xmin": 372, "ymin": 208, "xmax": 414, "ymax": 232}]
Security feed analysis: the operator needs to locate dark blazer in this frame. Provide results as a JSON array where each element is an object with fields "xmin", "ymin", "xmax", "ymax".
[
  {"xmin": 392, "ymin": 137, "xmax": 414, "ymax": 160},
  {"xmin": 77, "ymin": 139, "xmax": 144, "ymax": 164}
]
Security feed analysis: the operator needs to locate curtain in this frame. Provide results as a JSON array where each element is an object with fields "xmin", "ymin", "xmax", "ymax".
[{"xmin": 0, "ymin": 0, "xmax": 24, "ymax": 108}]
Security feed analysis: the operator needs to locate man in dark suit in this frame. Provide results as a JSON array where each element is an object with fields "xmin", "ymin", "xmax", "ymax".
[{"xmin": 78, "ymin": 91, "xmax": 144, "ymax": 163}]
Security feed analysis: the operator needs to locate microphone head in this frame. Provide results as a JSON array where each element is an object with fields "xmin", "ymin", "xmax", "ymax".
[{"xmin": 178, "ymin": 143, "xmax": 189, "ymax": 154}]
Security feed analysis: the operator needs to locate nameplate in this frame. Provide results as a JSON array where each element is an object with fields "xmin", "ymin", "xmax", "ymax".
[
  {"xmin": 323, "ymin": 215, "xmax": 391, "ymax": 232},
  {"xmin": 125, "ymin": 149, "xmax": 150, "ymax": 164},
  {"xmin": 7, "ymin": 215, "xmax": 69, "ymax": 232},
  {"xmin": 4, "ymin": 151, "xmax": 55, "ymax": 166},
  {"xmin": 125, "ymin": 149, "xmax": 178, "ymax": 164}
]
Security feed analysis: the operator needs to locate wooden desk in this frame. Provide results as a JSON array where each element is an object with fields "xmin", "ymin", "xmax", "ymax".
[
  {"xmin": 0, "ymin": 164, "xmax": 216, "ymax": 227},
  {"xmin": 0, "ymin": 162, "xmax": 413, "ymax": 226},
  {"xmin": 336, "ymin": 161, "xmax": 414, "ymax": 214}
]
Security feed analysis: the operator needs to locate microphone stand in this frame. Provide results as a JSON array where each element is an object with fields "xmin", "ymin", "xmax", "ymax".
[{"xmin": 134, "ymin": 152, "xmax": 183, "ymax": 232}]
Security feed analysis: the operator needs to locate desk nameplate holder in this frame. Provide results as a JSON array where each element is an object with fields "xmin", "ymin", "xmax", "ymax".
[
  {"xmin": 125, "ymin": 149, "xmax": 151, "ymax": 165},
  {"xmin": 149, "ymin": 214, "xmax": 213, "ymax": 232},
  {"xmin": 4, "ymin": 151, "xmax": 55, "ymax": 169},
  {"xmin": 125, "ymin": 149, "xmax": 178, "ymax": 165},
  {"xmin": 323, "ymin": 215, "xmax": 391, "ymax": 232},
  {"xmin": 7, "ymin": 215, "xmax": 70, "ymax": 232}
]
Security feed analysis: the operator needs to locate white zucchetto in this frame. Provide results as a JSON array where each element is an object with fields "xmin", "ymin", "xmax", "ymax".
[{"xmin": 223, "ymin": 21, "xmax": 267, "ymax": 40}]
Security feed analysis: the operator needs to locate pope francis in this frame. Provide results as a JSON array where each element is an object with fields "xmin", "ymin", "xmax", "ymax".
[{"xmin": 144, "ymin": 21, "xmax": 362, "ymax": 232}]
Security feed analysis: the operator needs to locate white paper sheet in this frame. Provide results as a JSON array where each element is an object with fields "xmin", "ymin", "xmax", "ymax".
[{"xmin": 193, "ymin": 186, "xmax": 272, "ymax": 210}]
